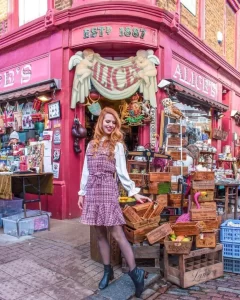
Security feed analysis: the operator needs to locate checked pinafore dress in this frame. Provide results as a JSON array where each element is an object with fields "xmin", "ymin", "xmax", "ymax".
[{"xmin": 80, "ymin": 141, "xmax": 126, "ymax": 226}]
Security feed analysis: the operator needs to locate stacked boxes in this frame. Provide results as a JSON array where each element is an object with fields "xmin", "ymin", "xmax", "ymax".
[
  {"xmin": 220, "ymin": 219, "xmax": 240, "ymax": 273},
  {"xmin": 2, "ymin": 210, "xmax": 51, "ymax": 237}
]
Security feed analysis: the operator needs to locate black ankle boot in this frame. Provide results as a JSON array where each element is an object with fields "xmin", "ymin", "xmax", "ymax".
[
  {"xmin": 98, "ymin": 265, "xmax": 114, "ymax": 290},
  {"xmin": 128, "ymin": 267, "xmax": 147, "ymax": 298}
]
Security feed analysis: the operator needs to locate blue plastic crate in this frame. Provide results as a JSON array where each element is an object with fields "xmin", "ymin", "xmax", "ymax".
[
  {"xmin": 0, "ymin": 198, "xmax": 23, "ymax": 217},
  {"xmin": 222, "ymin": 242, "xmax": 240, "ymax": 258},
  {"xmin": 224, "ymin": 257, "xmax": 240, "ymax": 273},
  {"xmin": 220, "ymin": 219, "xmax": 240, "ymax": 242}
]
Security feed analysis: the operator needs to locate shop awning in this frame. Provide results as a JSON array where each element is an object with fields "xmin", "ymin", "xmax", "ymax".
[
  {"xmin": 0, "ymin": 79, "xmax": 61, "ymax": 102},
  {"xmin": 163, "ymin": 80, "xmax": 228, "ymax": 112}
]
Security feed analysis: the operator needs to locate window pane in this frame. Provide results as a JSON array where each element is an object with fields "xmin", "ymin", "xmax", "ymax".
[{"xmin": 19, "ymin": 0, "xmax": 47, "ymax": 26}]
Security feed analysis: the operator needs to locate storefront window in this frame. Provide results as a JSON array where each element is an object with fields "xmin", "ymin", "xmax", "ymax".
[{"xmin": 19, "ymin": 0, "xmax": 47, "ymax": 26}]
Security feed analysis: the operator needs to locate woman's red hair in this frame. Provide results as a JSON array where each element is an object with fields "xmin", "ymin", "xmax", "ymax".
[{"xmin": 92, "ymin": 107, "xmax": 124, "ymax": 159}]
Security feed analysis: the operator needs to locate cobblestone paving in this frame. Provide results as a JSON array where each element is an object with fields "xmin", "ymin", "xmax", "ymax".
[
  {"xmin": 135, "ymin": 273, "xmax": 240, "ymax": 300},
  {"xmin": 0, "ymin": 237, "xmax": 122, "ymax": 300}
]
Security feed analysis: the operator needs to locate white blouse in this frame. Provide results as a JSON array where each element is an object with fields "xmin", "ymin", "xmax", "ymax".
[{"xmin": 78, "ymin": 142, "xmax": 140, "ymax": 197}]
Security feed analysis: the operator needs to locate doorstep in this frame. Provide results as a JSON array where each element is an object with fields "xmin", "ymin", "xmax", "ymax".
[{"xmin": 86, "ymin": 273, "xmax": 160, "ymax": 300}]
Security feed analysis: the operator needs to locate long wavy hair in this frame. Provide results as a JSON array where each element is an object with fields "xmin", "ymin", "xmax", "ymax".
[{"xmin": 92, "ymin": 107, "xmax": 124, "ymax": 159}]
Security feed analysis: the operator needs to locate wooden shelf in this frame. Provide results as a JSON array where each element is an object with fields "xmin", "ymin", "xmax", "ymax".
[{"xmin": 200, "ymin": 151, "xmax": 216, "ymax": 155}]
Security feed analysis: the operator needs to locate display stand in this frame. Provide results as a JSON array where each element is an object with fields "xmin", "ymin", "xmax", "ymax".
[
  {"xmin": 198, "ymin": 151, "xmax": 216, "ymax": 170},
  {"xmin": 165, "ymin": 117, "xmax": 185, "ymax": 214}
]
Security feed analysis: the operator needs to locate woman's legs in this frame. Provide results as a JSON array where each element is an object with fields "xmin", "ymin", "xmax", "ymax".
[
  {"xmin": 108, "ymin": 225, "xmax": 136, "ymax": 271},
  {"xmin": 94, "ymin": 225, "xmax": 110, "ymax": 265}
]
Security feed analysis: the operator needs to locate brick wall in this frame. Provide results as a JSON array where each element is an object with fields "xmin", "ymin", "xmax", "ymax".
[
  {"xmin": 205, "ymin": 0, "xmax": 224, "ymax": 56},
  {"xmin": 55, "ymin": 0, "xmax": 73, "ymax": 10},
  {"xmin": 0, "ymin": 0, "xmax": 8, "ymax": 36},
  {"xmin": 157, "ymin": 0, "xmax": 176, "ymax": 13},
  {"xmin": 225, "ymin": 4, "xmax": 235, "ymax": 66},
  {"xmin": 180, "ymin": 0, "xmax": 199, "ymax": 36}
]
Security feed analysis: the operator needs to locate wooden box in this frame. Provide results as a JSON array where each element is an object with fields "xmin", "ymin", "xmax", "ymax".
[
  {"xmin": 167, "ymin": 124, "xmax": 186, "ymax": 134},
  {"xmin": 149, "ymin": 172, "xmax": 171, "ymax": 182},
  {"xmin": 192, "ymin": 180, "xmax": 215, "ymax": 190},
  {"xmin": 164, "ymin": 244, "xmax": 223, "ymax": 288},
  {"xmin": 164, "ymin": 237, "xmax": 192, "ymax": 255},
  {"xmin": 192, "ymin": 171, "xmax": 215, "ymax": 181},
  {"xmin": 149, "ymin": 182, "xmax": 171, "ymax": 194},
  {"xmin": 192, "ymin": 202, "xmax": 216, "ymax": 210},
  {"xmin": 171, "ymin": 182, "xmax": 179, "ymax": 191},
  {"xmin": 156, "ymin": 194, "xmax": 168, "ymax": 207},
  {"xmin": 122, "ymin": 242, "xmax": 160, "ymax": 273},
  {"xmin": 90, "ymin": 227, "xmax": 121, "ymax": 266},
  {"xmin": 190, "ymin": 208, "xmax": 216, "ymax": 221},
  {"xmin": 197, "ymin": 219, "xmax": 219, "ymax": 232},
  {"xmin": 123, "ymin": 224, "xmax": 158, "ymax": 244},
  {"xmin": 171, "ymin": 222, "xmax": 201, "ymax": 236},
  {"xmin": 196, "ymin": 232, "xmax": 217, "ymax": 248},
  {"xmin": 132, "ymin": 203, "xmax": 152, "ymax": 217},
  {"xmin": 169, "ymin": 166, "xmax": 188, "ymax": 176},
  {"xmin": 123, "ymin": 206, "xmax": 142, "ymax": 223},
  {"xmin": 167, "ymin": 137, "xmax": 188, "ymax": 147},
  {"xmin": 129, "ymin": 173, "xmax": 148, "ymax": 187},
  {"xmin": 146, "ymin": 223, "xmax": 172, "ymax": 245},
  {"xmin": 192, "ymin": 190, "xmax": 214, "ymax": 201},
  {"xmin": 125, "ymin": 216, "xmax": 160, "ymax": 230},
  {"xmin": 169, "ymin": 193, "xmax": 182, "ymax": 201},
  {"xmin": 167, "ymin": 151, "xmax": 187, "ymax": 161}
]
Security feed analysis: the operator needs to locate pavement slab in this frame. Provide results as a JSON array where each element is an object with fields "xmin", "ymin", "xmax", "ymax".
[
  {"xmin": 16, "ymin": 292, "xmax": 55, "ymax": 300},
  {"xmin": 42, "ymin": 278, "xmax": 94, "ymax": 300},
  {"xmin": 0, "ymin": 278, "xmax": 36, "ymax": 300}
]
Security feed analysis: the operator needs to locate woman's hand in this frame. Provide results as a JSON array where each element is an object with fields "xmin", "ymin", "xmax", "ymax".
[
  {"xmin": 133, "ymin": 194, "xmax": 152, "ymax": 204},
  {"xmin": 78, "ymin": 196, "xmax": 84, "ymax": 210}
]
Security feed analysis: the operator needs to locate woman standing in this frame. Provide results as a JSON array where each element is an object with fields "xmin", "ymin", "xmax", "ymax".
[{"xmin": 78, "ymin": 107, "xmax": 151, "ymax": 298}]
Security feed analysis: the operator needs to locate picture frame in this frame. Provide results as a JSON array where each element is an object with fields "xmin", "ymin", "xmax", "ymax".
[{"xmin": 48, "ymin": 101, "xmax": 61, "ymax": 120}]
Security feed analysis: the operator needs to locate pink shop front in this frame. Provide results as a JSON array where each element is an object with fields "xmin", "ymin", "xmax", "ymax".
[{"xmin": 0, "ymin": 0, "xmax": 240, "ymax": 220}]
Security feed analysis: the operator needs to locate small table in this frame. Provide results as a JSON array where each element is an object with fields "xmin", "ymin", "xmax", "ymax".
[
  {"xmin": 215, "ymin": 183, "xmax": 240, "ymax": 220},
  {"xmin": 11, "ymin": 172, "xmax": 53, "ymax": 216}
]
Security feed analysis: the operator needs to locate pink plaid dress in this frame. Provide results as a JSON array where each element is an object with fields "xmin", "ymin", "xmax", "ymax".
[{"xmin": 80, "ymin": 142, "xmax": 126, "ymax": 226}]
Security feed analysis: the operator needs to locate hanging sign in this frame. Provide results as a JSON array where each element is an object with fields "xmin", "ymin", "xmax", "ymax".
[
  {"xmin": 69, "ymin": 49, "xmax": 160, "ymax": 109},
  {"xmin": 53, "ymin": 128, "xmax": 61, "ymax": 145},
  {"xmin": 53, "ymin": 162, "xmax": 60, "ymax": 179}
]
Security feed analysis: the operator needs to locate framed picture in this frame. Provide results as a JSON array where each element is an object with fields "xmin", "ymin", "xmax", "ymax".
[{"xmin": 48, "ymin": 101, "xmax": 61, "ymax": 120}]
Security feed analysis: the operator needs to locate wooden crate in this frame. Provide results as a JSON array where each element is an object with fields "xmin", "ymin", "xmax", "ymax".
[
  {"xmin": 164, "ymin": 237, "xmax": 192, "ymax": 255},
  {"xmin": 143, "ymin": 202, "xmax": 154, "ymax": 219},
  {"xmin": 192, "ymin": 180, "xmax": 215, "ymax": 190},
  {"xmin": 192, "ymin": 202, "xmax": 216, "ymax": 210},
  {"xmin": 149, "ymin": 182, "xmax": 171, "ymax": 194},
  {"xmin": 192, "ymin": 190, "xmax": 214, "ymax": 201},
  {"xmin": 171, "ymin": 222, "xmax": 201, "ymax": 236},
  {"xmin": 192, "ymin": 171, "xmax": 215, "ymax": 181},
  {"xmin": 132, "ymin": 203, "xmax": 152, "ymax": 217},
  {"xmin": 164, "ymin": 244, "xmax": 223, "ymax": 288},
  {"xmin": 196, "ymin": 232, "xmax": 217, "ymax": 248},
  {"xmin": 167, "ymin": 137, "xmax": 188, "ymax": 147},
  {"xmin": 171, "ymin": 182, "xmax": 179, "ymax": 192},
  {"xmin": 90, "ymin": 227, "xmax": 121, "ymax": 266},
  {"xmin": 123, "ymin": 224, "xmax": 158, "ymax": 244},
  {"xmin": 122, "ymin": 241, "xmax": 160, "ymax": 273},
  {"xmin": 169, "ymin": 193, "xmax": 182, "ymax": 201},
  {"xmin": 125, "ymin": 216, "xmax": 160, "ymax": 230},
  {"xmin": 149, "ymin": 172, "xmax": 171, "ymax": 182},
  {"xmin": 197, "ymin": 219, "xmax": 219, "ymax": 232},
  {"xmin": 190, "ymin": 208, "xmax": 216, "ymax": 221},
  {"xmin": 156, "ymin": 194, "xmax": 168, "ymax": 207},
  {"xmin": 167, "ymin": 124, "xmax": 186, "ymax": 134},
  {"xmin": 146, "ymin": 223, "xmax": 172, "ymax": 245},
  {"xmin": 123, "ymin": 206, "xmax": 142, "ymax": 223},
  {"xmin": 169, "ymin": 166, "xmax": 188, "ymax": 176},
  {"xmin": 129, "ymin": 173, "xmax": 149, "ymax": 187},
  {"xmin": 167, "ymin": 151, "xmax": 187, "ymax": 161}
]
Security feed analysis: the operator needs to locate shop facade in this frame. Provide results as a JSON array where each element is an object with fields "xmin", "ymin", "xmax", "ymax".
[{"xmin": 1, "ymin": 0, "xmax": 240, "ymax": 219}]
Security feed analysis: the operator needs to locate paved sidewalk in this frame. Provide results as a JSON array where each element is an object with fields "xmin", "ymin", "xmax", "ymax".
[
  {"xmin": 130, "ymin": 273, "xmax": 240, "ymax": 300},
  {"xmin": 0, "ymin": 219, "xmax": 124, "ymax": 300}
]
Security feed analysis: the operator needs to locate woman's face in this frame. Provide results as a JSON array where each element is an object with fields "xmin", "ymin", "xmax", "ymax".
[{"xmin": 102, "ymin": 113, "xmax": 116, "ymax": 135}]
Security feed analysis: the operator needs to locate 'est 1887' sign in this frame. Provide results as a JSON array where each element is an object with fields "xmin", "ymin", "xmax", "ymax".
[{"xmin": 71, "ymin": 23, "xmax": 158, "ymax": 48}]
